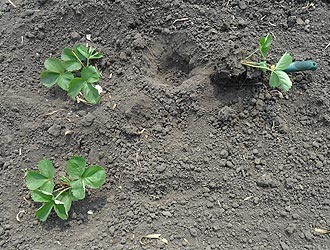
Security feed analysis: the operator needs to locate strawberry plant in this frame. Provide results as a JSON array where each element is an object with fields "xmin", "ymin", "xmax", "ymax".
[
  {"xmin": 241, "ymin": 34, "xmax": 293, "ymax": 92},
  {"xmin": 25, "ymin": 157, "xmax": 106, "ymax": 221},
  {"xmin": 40, "ymin": 44, "xmax": 103, "ymax": 104}
]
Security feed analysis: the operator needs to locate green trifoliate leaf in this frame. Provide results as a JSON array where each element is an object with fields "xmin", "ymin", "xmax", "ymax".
[
  {"xmin": 89, "ymin": 52, "xmax": 103, "ymax": 60},
  {"xmin": 276, "ymin": 52, "xmax": 293, "ymax": 71},
  {"xmin": 70, "ymin": 179, "xmax": 85, "ymax": 200},
  {"xmin": 73, "ymin": 45, "xmax": 87, "ymax": 61},
  {"xmin": 61, "ymin": 48, "xmax": 77, "ymax": 61},
  {"xmin": 40, "ymin": 71, "xmax": 59, "ymax": 87},
  {"xmin": 68, "ymin": 78, "xmax": 85, "ymax": 98},
  {"xmin": 269, "ymin": 71, "xmax": 280, "ymax": 87},
  {"xmin": 275, "ymin": 70, "xmax": 292, "ymax": 91},
  {"xmin": 83, "ymin": 166, "xmax": 106, "ymax": 189},
  {"xmin": 54, "ymin": 200, "xmax": 68, "ymax": 220},
  {"xmin": 31, "ymin": 190, "xmax": 53, "ymax": 202},
  {"xmin": 63, "ymin": 60, "xmax": 82, "ymax": 72},
  {"xmin": 81, "ymin": 66, "xmax": 100, "ymax": 83},
  {"xmin": 67, "ymin": 156, "xmax": 86, "ymax": 179},
  {"xmin": 259, "ymin": 34, "xmax": 272, "ymax": 59},
  {"xmin": 57, "ymin": 72, "xmax": 74, "ymax": 91},
  {"xmin": 76, "ymin": 45, "xmax": 89, "ymax": 59},
  {"xmin": 26, "ymin": 171, "xmax": 48, "ymax": 190},
  {"xmin": 37, "ymin": 160, "xmax": 55, "ymax": 179},
  {"xmin": 82, "ymin": 83, "xmax": 100, "ymax": 104},
  {"xmin": 35, "ymin": 202, "xmax": 54, "ymax": 222},
  {"xmin": 44, "ymin": 58, "xmax": 64, "ymax": 73},
  {"xmin": 39, "ymin": 180, "xmax": 55, "ymax": 193},
  {"xmin": 57, "ymin": 191, "xmax": 72, "ymax": 214}
]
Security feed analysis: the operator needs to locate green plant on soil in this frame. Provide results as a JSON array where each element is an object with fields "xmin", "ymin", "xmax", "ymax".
[
  {"xmin": 241, "ymin": 34, "xmax": 293, "ymax": 92},
  {"xmin": 25, "ymin": 157, "xmax": 106, "ymax": 221},
  {"xmin": 40, "ymin": 44, "xmax": 103, "ymax": 104}
]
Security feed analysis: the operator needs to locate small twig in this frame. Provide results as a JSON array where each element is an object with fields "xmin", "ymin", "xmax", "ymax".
[
  {"xmin": 72, "ymin": 50, "xmax": 85, "ymax": 68},
  {"xmin": 217, "ymin": 200, "xmax": 221, "ymax": 208},
  {"xmin": 16, "ymin": 210, "xmax": 26, "ymax": 222},
  {"xmin": 269, "ymin": 21, "xmax": 277, "ymax": 27},
  {"xmin": 45, "ymin": 109, "xmax": 66, "ymax": 116},
  {"xmin": 7, "ymin": 0, "xmax": 17, "ymax": 8},
  {"xmin": 324, "ymin": 42, "xmax": 330, "ymax": 51},
  {"xmin": 172, "ymin": 17, "xmax": 189, "ymax": 25}
]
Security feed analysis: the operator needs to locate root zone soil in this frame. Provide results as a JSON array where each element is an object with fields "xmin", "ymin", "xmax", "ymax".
[{"xmin": 0, "ymin": 0, "xmax": 329, "ymax": 249}]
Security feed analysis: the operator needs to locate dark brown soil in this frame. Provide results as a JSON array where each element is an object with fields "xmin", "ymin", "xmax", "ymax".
[{"xmin": 1, "ymin": 0, "xmax": 330, "ymax": 249}]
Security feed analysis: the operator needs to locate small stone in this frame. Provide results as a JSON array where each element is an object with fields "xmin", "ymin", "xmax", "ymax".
[
  {"xmin": 231, "ymin": 202, "xmax": 239, "ymax": 208},
  {"xmin": 132, "ymin": 33, "xmax": 146, "ymax": 49},
  {"xmin": 127, "ymin": 211, "xmax": 134, "ymax": 217},
  {"xmin": 296, "ymin": 18, "xmax": 304, "ymax": 25},
  {"xmin": 226, "ymin": 161, "xmax": 234, "ymax": 168},
  {"xmin": 279, "ymin": 210, "xmax": 287, "ymax": 217},
  {"xmin": 252, "ymin": 149, "xmax": 259, "ymax": 155},
  {"xmin": 285, "ymin": 223, "xmax": 297, "ymax": 235},
  {"xmin": 239, "ymin": 0, "xmax": 247, "ymax": 10},
  {"xmin": 156, "ymin": 164, "xmax": 166, "ymax": 173},
  {"xmin": 189, "ymin": 228, "xmax": 198, "ymax": 237},
  {"xmin": 292, "ymin": 213, "xmax": 299, "ymax": 220},
  {"xmin": 256, "ymin": 174, "xmax": 278, "ymax": 188},
  {"xmin": 303, "ymin": 230, "xmax": 313, "ymax": 241},
  {"xmin": 237, "ymin": 18, "xmax": 248, "ymax": 28},
  {"xmin": 119, "ymin": 52, "xmax": 128, "ymax": 61},
  {"xmin": 122, "ymin": 124, "xmax": 139, "ymax": 135},
  {"xmin": 70, "ymin": 31, "xmax": 80, "ymax": 41},
  {"xmin": 47, "ymin": 124, "xmax": 61, "ymax": 137},
  {"xmin": 218, "ymin": 106, "xmax": 237, "ymax": 121},
  {"xmin": 280, "ymin": 241, "xmax": 290, "ymax": 250},
  {"xmin": 253, "ymin": 197, "xmax": 259, "ymax": 205},
  {"xmin": 220, "ymin": 149, "xmax": 229, "ymax": 158},
  {"xmin": 161, "ymin": 211, "xmax": 172, "ymax": 217},
  {"xmin": 81, "ymin": 113, "xmax": 95, "ymax": 126}
]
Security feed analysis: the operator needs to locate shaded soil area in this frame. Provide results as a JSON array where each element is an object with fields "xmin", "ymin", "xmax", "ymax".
[{"xmin": 0, "ymin": 0, "xmax": 330, "ymax": 249}]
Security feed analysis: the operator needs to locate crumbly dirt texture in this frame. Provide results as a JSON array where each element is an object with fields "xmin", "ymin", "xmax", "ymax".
[{"xmin": 1, "ymin": 0, "xmax": 330, "ymax": 249}]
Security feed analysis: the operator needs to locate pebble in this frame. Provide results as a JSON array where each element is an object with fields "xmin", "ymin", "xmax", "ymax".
[
  {"xmin": 239, "ymin": 0, "xmax": 247, "ymax": 10},
  {"xmin": 280, "ymin": 241, "xmax": 290, "ymax": 250},
  {"xmin": 81, "ymin": 113, "xmax": 95, "ymax": 126},
  {"xmin": 220, "ymin": 149, "xmax": 229, "ymax": 158},
  {"xmin": 303, "ymin": 230, "xmax": 313, "ymax": 241},
  {"xmin": 156, "ymin": 164, "xmax": 166, "ymax": 173},
  {"xmin": 132, "ymin": 33, "xmax": 146, "ymax": 49},
  {"xmin": 161, "ymin": 211, "xmax": 172, "ymax": 217},
  {"xmin": 70, "ymin": 31, "xmax": 80, "ymax": 41},
  {"xmin": 189, "ymin": 228, "xmax": 198, "ymax": 237},
  {"xmin": 256, "ymin": 174, "xmax": 278, "ymax": 188},
  {"xmin": 47, "ymin": 124, "xmax": 61, "ymax": 137},
  {"xmin": 285, "ymin": 223, "xmax": 297, "ymax": 235}
]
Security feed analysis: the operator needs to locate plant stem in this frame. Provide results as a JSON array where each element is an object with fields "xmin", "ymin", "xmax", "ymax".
[
  {"xmin": 241, "ymin": 60, "xmax": 270, "ymax": 71},
  {"xmin": 72, "ymin": 51, "xmax": 86, "ymax": 68},
  {"xmin": 55, "ymin": 187, "xmax": 71, "ymax": 199},
  {"xmin": 244, "ymin": 48, "xmax": 259, "ymax": 60}
]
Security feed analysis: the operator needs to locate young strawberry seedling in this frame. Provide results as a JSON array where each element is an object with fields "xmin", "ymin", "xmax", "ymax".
[
  {"xmin": 25, "ymin": 157, "xmax": 106, "ymax": 221},
  {"xmin": 241, "ymin": 34, "xmax": 293, "ymax": 91},
  {"xmin": 40, "ymin": 44, "xmax": 103, "ymax": 104}
]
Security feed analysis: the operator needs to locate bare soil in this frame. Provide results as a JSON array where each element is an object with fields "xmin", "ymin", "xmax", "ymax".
[{"xmin": 0, "ymin": 0, "xmax": 330, "ymax": 249}]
